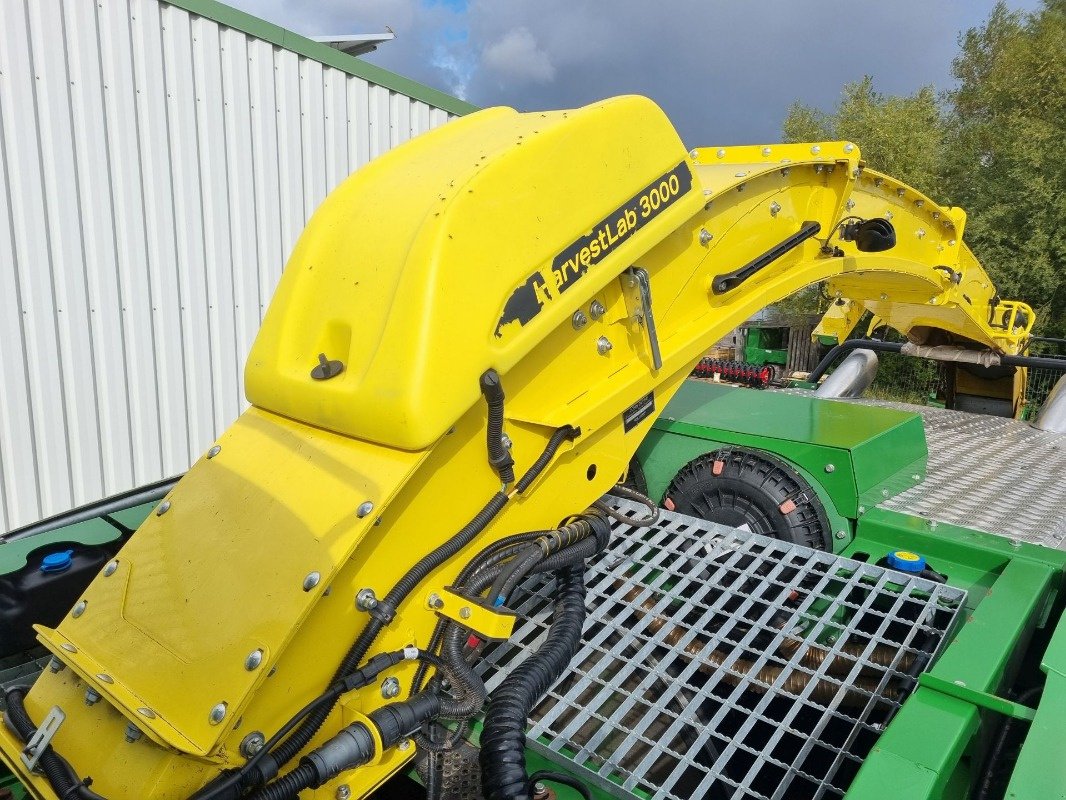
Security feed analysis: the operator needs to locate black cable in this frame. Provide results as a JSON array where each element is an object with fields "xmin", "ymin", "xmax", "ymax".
[
  {"xmin": 529, "ymin": 770, "xmax": 593, "ymax": 800},
  {"xmin": 480, "ymin": 565, "xmax": 589, "ymax": 800}
]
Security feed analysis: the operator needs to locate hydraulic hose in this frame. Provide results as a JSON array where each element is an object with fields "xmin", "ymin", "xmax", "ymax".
[{"xmin": 479, "ymin": 564, "xmax": 588, "ymax": 800}]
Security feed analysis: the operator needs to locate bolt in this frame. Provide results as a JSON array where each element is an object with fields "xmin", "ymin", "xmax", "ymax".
[
  {"xmin": 912, "ymin": 474, "xmax": 922, "ymax": 481},
  {"xmin": 698, "ymin": 228, "xmax": 713, "ymax": 246},
  {"xmin": 769, "ymin": 201, "xmax": 781, "ymax": 217},
  {"xmin": 914, "ymin": 199, "xmax": 924, "ymax": 208},
  {"xmin": 103, "ymin": 560, "xmax": 119, "ymax": 577},
  {"xmin": 896, "ymin": 188, "xmax": 906, "ymax": 198},
  {"xmin": 428, "ymin": 593, "xmax": 444, "ymax": 609},
  {"xmin": 356, "ymin": 588, "xmax": 379, "ymax": 611},
  {"xmin": 240, "ymin": 731, "xmax": 266, "ymax": 759},
  {"xmin": 880, "ymin": 293, "xmax": 889, "ymax": 301},
  {"xmin": 761, "ymin": 146, "xmax": 771, "ymax": 156},
  {"xmin": 589, "ymin": 300, "xmax": 606, "ymax": 320},
  {"xmin": 156, "ymin": 500, "xmax": 171, "ymax": 516},
  {"xmin": 207, "ymin": 445, "xmax": 221, "ymax": 458},
  {"xmin": 245, "ymin": 649, "xmax": 264, "ymax": 671},
  {"xmin": 336, "ymin": 787, "xmax": 352, "ymax": 800},
  {"xmin": 459, "ymin": 606, "xmax": 472, "ymax": 619},
  {"xmin": 571, "ymin": 310, "xmax": 588, "ymax": 330},
  {"xmin": 72, "ymin": 600, "xmax": 87, "ymax": 618},
  {"xmin": 501, "ymin": 433, "xmax": 513, "ymax": 450},
  {"xmin": 882, "ymin": 488, "xmax": 890, "ymax": 498},
  {"xmin": 858, "ymin": 506, "xmax": 867, "ymax": 515},
  {"xmin": 845, "ymin": 198, "xmax": 856, "ymax": 211},
  {"xmin": 303, "ymin": 572, "xmax": 321, "ymax": 592},
  {"xmin": 810, "ymin": 145, "xmax": 821, "ymax": 155},
  {"xmin": 356, "ymin": 501, "xmax": 374, "ymax": 518},
  {"xmin": 843, "ymin": 143, "xmax": 855, "ymax": 153},
  {"xmin": 916, "ymin": 228, "xmax": 926, "ymax": 239},
  {"xmin": 824, "ymin": 464, "xmax": 835, "ymax": 473},
  {"xmin": 85, "ymin": 689, "xmax": 101, "ymax": 706},
  {"xmin": 381, "ymin": 677, "xmax": 401, "ymax": 699},
  {"xmin": 929, "ymin": 520, "xmax": 939, "ymax": 530},
  {"xmin": 827, "ymin": 635, "xmax": 838, "ymax": 644},
  {"xmin": 533, "ymin": 784, "xmax": 550, "ymax": 800},
  {"xmin": 48, "ymin": 657, "xmax": 65, "ymax": 673},
  {"xmin": 835, "ymin": 531, "xmax": 847, "ymax": 540},
  {"xmin": 125, "ymin": 722, "xmax": 143, "ymax": 743},
  {"xmin": 397, "ymin": 738, "xmax": 412, "ymax": 751},
  {"xmin": 208, "ymin": 702, "xmax": 228, "ymax": 725},
  {"xmin": 716, "ymin": 148, "xmax": 726, "ymax": 159},
  {"xmin": 596, "ymin": 337, "xmax": 613, "ymax": 356}
]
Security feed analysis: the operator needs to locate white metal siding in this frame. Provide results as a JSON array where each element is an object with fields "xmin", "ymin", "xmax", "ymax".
[{"xmin": 0, "ymin": 0, "xmax": 456, "ymax": 532}]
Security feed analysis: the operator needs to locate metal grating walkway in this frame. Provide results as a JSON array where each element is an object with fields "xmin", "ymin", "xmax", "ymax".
[{"xmin": 481, "ymin": 498, "xmax": 966, "ymax": 800}]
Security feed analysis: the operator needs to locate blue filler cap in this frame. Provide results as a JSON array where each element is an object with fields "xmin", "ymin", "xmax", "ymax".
[
  {"xmin": 40, "ymin": 550, "xmax": 75, "ymax": 574},
  {"xmin": 886, "ymin": 550, "xmax": 926, "ymax": 573}
]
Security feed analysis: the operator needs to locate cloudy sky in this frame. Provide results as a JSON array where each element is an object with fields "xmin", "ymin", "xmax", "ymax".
[{"xmin": 228, "ymin": 0, "xmax": 1040, "ymax": 146}]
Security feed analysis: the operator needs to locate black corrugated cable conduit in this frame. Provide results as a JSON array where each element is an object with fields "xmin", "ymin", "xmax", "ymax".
[
  {"xmin": 247, "ymin": 422, "xmax": 579, "ymax": 790},
  {"xmin": 481, "ymin": 369, "xmax": 515, "ymax": 485},
  {"xmin": 479, "ymin": 564, "xmax": 589, "ymax": 800}
]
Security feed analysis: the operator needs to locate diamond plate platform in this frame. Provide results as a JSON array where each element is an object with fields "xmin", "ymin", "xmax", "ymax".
[
  {"xmin": 481, "ymin": 498, "xmax": 966, "ymax": 800},
  {"xmin": 835, "ymin": 398, "xmax": 1066, "ymax": 549}
]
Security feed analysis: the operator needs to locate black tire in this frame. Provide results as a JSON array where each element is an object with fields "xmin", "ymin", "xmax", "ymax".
[{"xmin": 664, "ymin": 448, "xmax": 831, "ymax": 550}]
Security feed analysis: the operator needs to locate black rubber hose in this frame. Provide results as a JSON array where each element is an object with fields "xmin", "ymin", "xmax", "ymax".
[
  {"xmin": 479, "ymin": 564, "xmax": 588, "ymax": 800},
  {"xmin": 973, "ymin": 686, "xmax": 1042, "ymax": 800},
  {"xmin": 481, "ymin": 369, "xmax": 515, "ymax": 485}
]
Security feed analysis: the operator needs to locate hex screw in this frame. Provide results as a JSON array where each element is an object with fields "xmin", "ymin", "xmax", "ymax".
[
  {"xmin": 596, "ymin": 337, "xmax": 613, "ymax": 356},
  {"xmin": 240, "ymin": 731, "xmax": 266, "ymax": 759},
  {"xmin": 356, "ymin": 588, "xmax": 378, "ymax": 612},
  {"xmin": 48, "ymin": 657, "xmax": 65, "ymax": 674},
  {"xmin": 397, "ymin": 739, "xmax": 412, "ymax": 752},
  {"xmin": 699, "ymin": 228, "xmax": 713, "ymax": 246},
  {"xmin": 85, "ymin": 689, "xmax": 101, "ymax": 707},
  {"xmin": 427, "ymin": 593, "xmax": 444, "ymax": 609},
  {"xmin": 835, "ymin": 531, "xmax": 847, "ymax": 540},
  {"xmin": 571, "ymin": 310, "xmax": 588, "ymax": 330},
  {"xmin": 125, "ymin": 722, "xmax": 143, "ymax": 743},
  {"xmin": 336, "ymin": 786, "xmax": 352, "ymax": 800},
  {"xmin": 769, "ymin": 201, "xmax": 781, "ymax": 217},
  {"xmin": 381, "ymin": 677, "xmax": 400, "ymax": 699},
  {"xmin": 824, "ymin": 464, "xmax": 835, "ymax": 473},
  {"xmin": 589, "ymin": 300, "xmax": 606, "ymax": 320},
  {"xmin": 459, "ymin": 607, "xmax": 472, "ymax": 620}
]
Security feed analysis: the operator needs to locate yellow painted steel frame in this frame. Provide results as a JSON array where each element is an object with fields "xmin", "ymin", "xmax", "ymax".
[
  {"xmin": 813, "ymin": 167, "xmax": 1034, "ymax": 354},
  {"xmin": 0, "ymin": 96, "xmax": 1023, "ymax": 800}
]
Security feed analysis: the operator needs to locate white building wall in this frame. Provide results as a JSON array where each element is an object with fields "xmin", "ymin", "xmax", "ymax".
[{"xmin": 0, "ymin": 0, "xmax": 459, "ymax": 532}]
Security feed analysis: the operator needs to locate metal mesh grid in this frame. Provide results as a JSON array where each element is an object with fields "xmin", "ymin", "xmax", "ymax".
[{"xmin": 480, "ymin": 498, "xmax": 966, "ymax": 800}]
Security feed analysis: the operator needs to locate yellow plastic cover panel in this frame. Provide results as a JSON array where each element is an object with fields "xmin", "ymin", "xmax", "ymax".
[
  {"xmin": 37, "ymin": 408, "xmax": 427, "ymax": 756},
  {"xmin": 245, "ymin": 96, "xmax": 704, "ymax": 450}
]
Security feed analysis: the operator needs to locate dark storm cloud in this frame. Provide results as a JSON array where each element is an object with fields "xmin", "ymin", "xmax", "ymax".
[{"xmin": 228, "ymin": 0, "xmax": 1041, "ymax": 145}]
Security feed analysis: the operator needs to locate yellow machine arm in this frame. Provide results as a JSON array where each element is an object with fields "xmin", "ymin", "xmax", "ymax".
[
  {"xmin": 812, "ymin": 167, "xmax": 1033, "ymax": 354},
  {"xmin": 0, "ymin": 96, "xmax": 1026, "ymax": 800}
]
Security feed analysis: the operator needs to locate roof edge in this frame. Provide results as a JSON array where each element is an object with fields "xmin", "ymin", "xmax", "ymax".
[{"xmin": 162, "ymin": 0, "xmax": 479, "ymax": 117}]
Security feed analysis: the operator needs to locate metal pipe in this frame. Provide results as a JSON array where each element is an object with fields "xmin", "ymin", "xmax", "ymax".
[{"xmin": 808, "ymin": 339, "xmax": 1066, "ymax": 383}]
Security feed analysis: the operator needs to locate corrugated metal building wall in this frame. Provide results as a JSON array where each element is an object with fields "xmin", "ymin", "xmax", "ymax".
[{"xmin": 0, "ymin": 0, "xmax": 473, "ymax": 532}]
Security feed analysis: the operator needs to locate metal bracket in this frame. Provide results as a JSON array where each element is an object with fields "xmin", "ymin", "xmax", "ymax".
[
  {"xmin": 426, "ymin": 587, "xmax": 517, "ymax": 641},
  {"xmin": 918, "ymin": 673, "xmax": 1037, "ymax": 721},
  {"xmin": 21, "ymin": 706, "xmax": 66, "ymax": 773},
  {"xmin": 622, "ymin": 267, "xmax": 662, "ymax": 370}
]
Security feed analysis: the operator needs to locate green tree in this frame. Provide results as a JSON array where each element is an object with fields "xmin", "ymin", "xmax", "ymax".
[
  {"xmin": 944, "ymin": 1, "xmax": 1066, "ymax": 336},
  {"xmin": 783, "ymin": 76, "xmax": 946, "ymax": 196}
]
